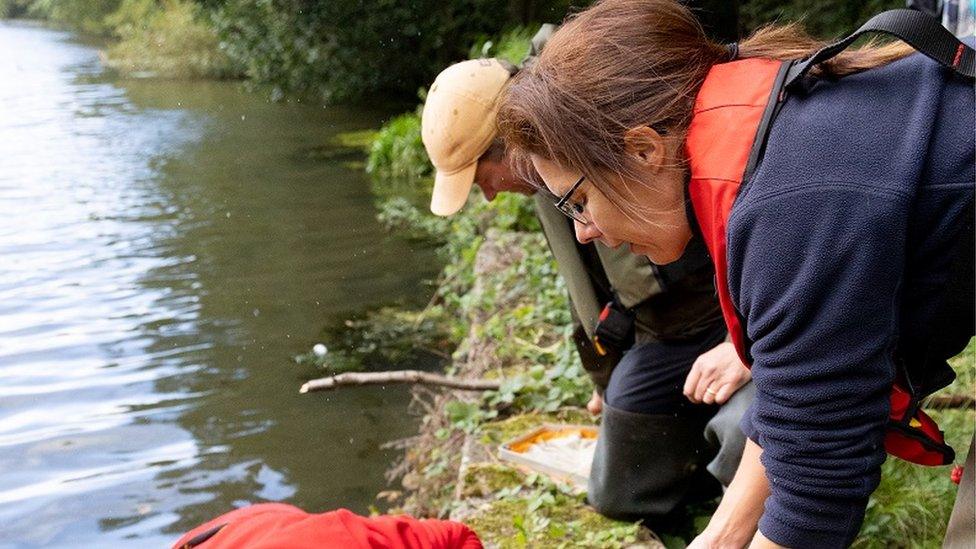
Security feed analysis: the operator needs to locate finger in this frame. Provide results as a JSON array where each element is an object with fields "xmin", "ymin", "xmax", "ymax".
[
  {"xmin": 587, "ymin": 392, "xmax": 603, "ymax": 415},
  {"xmin": 693, "ymin": 371, "xmax": 715, "ymax": 403},
  {"xmin": 683, "ymin": 362, "xmax": 702, "ymax": 399},
  {"xmin": 702, "ymin": 384, "xmax": 719, "ymax": 405},
  {"xmin": 713, "ymin": 383, "xmax": 735, "ymax": 405}
]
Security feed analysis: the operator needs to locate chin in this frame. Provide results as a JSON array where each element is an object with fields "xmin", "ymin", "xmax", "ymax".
[
  {"xmin": 652, "ymin": 252, "xmax": 681, "ymax": 265},
  {"xmin": 634, "ymin": 244, "xmax": 680, "ymax": 265}
]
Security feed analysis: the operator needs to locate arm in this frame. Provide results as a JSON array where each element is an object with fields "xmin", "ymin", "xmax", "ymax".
[
  {"xmin": 689, "ymin": 438, "xmax": 771, "ymax": 548},
  {"xmin": 725, "ymin": 185, "xmax": 906, "ymax": 547}
]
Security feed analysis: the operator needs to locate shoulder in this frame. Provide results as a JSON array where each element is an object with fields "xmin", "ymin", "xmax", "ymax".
[{"xmin": 739, "ymin": 51, "xmax": 973, "ymax": 207}]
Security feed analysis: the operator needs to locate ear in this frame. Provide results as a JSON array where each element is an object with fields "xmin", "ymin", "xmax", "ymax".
[{"xmin": 623, "ymin": 126, "xmax": 666, "ymax": 172}]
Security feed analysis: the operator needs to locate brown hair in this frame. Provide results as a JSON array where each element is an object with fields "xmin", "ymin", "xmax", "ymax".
[{"xmin": 498, "ymin": 0, "xmax": 913, "ymax": 220}]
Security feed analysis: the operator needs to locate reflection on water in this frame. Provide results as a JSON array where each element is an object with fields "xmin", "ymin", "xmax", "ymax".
[{"xmin": 0, "ymin": 21, "xmax": 439, "ymax": 547}]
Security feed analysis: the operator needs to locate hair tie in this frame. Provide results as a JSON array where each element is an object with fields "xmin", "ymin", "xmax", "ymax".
[{"xmin": 726, "ymin": 42, "xmax": 739, "ymax": 61}]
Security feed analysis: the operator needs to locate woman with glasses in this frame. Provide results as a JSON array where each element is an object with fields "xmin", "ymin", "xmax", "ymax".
[{"xmin": 499, "ymin": 0, "xmax": 974, "ymax": 547}]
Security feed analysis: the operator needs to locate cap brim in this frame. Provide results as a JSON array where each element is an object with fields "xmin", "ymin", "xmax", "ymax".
[{"xmin": 430, "ymin": 162, "xmax": 477, "ymax": 216}]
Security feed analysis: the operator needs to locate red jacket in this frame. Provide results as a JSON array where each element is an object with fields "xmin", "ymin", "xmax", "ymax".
[{"xmin": 172, "ymin": 503, "xmax": 483, "ymax": 549}]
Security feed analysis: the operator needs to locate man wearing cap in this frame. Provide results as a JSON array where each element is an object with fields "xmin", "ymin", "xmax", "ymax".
[{"xmin": 418, "ymin": 25, "xmax": 756, "ymax": 522}]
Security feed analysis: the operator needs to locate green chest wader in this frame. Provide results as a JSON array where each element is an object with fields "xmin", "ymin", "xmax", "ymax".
[{"xmin": 534, "ymin": 196, "xmax": 731, "ymax": 520}]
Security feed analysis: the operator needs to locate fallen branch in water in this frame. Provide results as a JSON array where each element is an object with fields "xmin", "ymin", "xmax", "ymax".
[
  {"xmin": 300, "ymin": 370, "xmax": 502, "ymax": 394},
  {"xmin": 923, "ymin": 394, "xmax": 975, "ymax": 410}
]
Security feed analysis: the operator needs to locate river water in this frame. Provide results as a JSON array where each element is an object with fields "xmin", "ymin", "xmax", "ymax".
[{"xmin": 0, "ymin": 22, "xmax": 440, "ymax": 547}]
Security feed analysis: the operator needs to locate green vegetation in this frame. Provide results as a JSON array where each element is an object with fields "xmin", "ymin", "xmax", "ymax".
[
  {"xmin": 740, "ymin": 0, "xmax": 903, "ymax": 39},
  {"xmin": 367, "ymin": 111, "xmax": 432, "ymax": 182},
  {"xmin": 0, "ymin": 0, "xmax": 234, "ymax": 78},
  {"xmin": 2, "ymin": 0, "xmax": 574, "ymax": 96},
  {"xmin": 468, "ymin": 25, "xmax": 539, "ymax": 64},
  {"xmin": 464, "ymin": 476, "xmax": 648, "ymax": 548},
  {"xmin": 0, "ymin": 0, "xmax": 910, "ymax": 100},
  {"xmin": 10, "ymin": 0, "xmax": 120, "ymax": 35},
  {"xmin": 208, "ymin": 1, "xmax": 575, "ymax": 104},
  {"xmin": 105, "ymin": 0, "xmax": 235, "ymax": 78},
  {"xmin": 459, "ymin": 463, "xmax": 525, "ymax": 498}
]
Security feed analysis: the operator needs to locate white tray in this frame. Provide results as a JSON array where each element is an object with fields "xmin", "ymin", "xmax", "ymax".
[{"xmin": 498, "ymin": 423, "xmax": 598, "ymax": 489}]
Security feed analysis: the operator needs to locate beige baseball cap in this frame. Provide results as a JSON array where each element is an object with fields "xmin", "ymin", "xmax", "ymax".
[{"xmin": 421, "ymin": 58, "xmax": 514, "ymax": 216}]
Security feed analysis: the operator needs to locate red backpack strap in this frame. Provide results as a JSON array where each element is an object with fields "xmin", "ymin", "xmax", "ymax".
[{"xmin": 886, "ymin": 381, "xmax": 955, "ymax": 466}]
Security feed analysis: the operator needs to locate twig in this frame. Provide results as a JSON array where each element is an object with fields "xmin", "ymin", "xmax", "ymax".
[
  {"xmin": 923, "ymin": 394, "xmax": 975, "ymax": 410},
  {"xmin": 300, "ymin": 370, "xmax": 502, "ymax": 394}
]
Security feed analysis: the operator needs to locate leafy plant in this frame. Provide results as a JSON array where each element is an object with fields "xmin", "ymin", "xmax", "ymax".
[{"xmin": 367, "ymin": 112, "xmax": 433, "ymax": 182}]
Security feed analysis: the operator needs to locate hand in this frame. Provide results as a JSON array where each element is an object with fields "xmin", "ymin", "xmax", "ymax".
[
  {"xmin": 686, "ymin": 530, "xmax": 724, "ymax": 549},
  {"xmin": 683, "ymin": 342, "xmax": 751, "ymax": 405},
  {"xmin": 586, "ymin": 390, "xmax": 603, "ymax": 415}
]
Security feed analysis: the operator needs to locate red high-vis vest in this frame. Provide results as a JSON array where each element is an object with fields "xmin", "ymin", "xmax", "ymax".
[{"xmin": 685, "ymin": 58, "xmax": 955, "ymax": 466}]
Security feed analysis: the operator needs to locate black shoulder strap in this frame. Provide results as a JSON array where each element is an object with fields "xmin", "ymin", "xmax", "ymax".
[{"xmin": 785, "ymin": 9, "xmax": 975, "ymax": 93}]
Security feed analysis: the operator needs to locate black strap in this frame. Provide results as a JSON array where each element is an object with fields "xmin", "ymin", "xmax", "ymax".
[
  {"xmin": 594, "ymin": 301, "xmax": 635, "ymax": 350},
  {"xmin": 179, "ymin": 523, "xmax": 227, "ymax": 548},
  {"xmin": 785, "ymin": 9, "xmax": 975, "ymax": 93},
  {"xmin": 742, "ymin": 61, "xmax": 793, "ymax": 184}
]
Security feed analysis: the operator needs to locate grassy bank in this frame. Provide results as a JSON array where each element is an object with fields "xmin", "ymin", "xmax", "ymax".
[
  {"xmin": 0, "ymin": 0, "xmax": 236, "ymax": 79},
  {"xmin": 361, "ymin": 22, "xmax": 975, "ymax": 547}
]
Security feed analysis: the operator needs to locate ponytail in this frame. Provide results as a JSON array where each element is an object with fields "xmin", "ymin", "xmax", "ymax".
[{"xmin": 739, "ymin": 22, "xmax": 915, "ymax": 78}]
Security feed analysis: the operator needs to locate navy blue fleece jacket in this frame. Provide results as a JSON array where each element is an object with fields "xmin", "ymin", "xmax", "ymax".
[{"xmin": 728, "ymin": 53, "xmax": 974, "ymax": 547}]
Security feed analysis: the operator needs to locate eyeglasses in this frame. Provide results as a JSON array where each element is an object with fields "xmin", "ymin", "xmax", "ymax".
[{"xmin": 550, "ymin": 174, "xmax": 589, "ymax": 224}]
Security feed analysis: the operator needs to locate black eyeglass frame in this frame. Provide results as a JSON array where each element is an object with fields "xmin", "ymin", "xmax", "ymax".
[{"xmin": 550, "ymin": 174, "xmax": 589, "ymax": 224}]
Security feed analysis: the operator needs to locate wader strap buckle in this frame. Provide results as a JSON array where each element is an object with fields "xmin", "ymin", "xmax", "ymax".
[{"xmin": 593, "ymin": 301, "xmax": 635, "ymax": 356}]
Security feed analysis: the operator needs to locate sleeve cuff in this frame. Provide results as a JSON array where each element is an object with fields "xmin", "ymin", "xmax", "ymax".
[
  {"xmin": 738, "ymin": 401, "xmax": 760, "ymax": 443},
  {"xmin": 759, "ymin": 509, "xmax": 859, "ymax": 549}
]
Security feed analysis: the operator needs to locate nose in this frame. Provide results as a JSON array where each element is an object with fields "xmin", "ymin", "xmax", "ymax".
[{"xmin": 574, "ymin": 220, "xmax": 601, "ymax": 244}]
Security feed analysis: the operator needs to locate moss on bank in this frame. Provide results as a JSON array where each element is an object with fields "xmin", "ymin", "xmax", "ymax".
[{"xmin": 465, "ymin": 495, "xmax": 653, "ymax": 549}]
